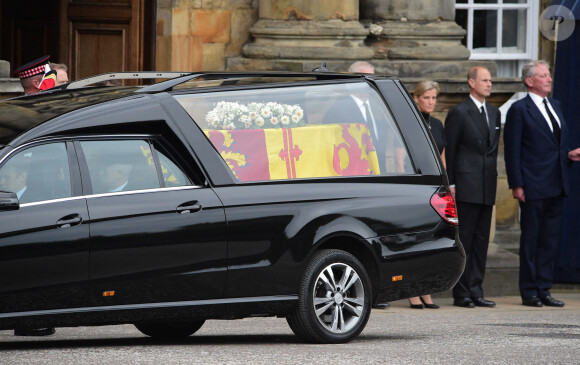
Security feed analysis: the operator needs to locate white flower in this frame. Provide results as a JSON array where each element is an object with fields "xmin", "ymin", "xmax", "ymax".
[
  {"xmin": 255, "ymin": 116, "xmax": 265, "ymax": 127},
  {"xmin": 272, "ymin": 105, "xmax": 284, "ymax": 115},
  {"xmin": 260, "ymin": 108, "xmax": 271, "ymax": 118},
  {"xmin": 291, "ymin": 114, "xmax": 301, "ymax": 123},
  {"xmin": 294, "ymin": 106, "xmax": 303, "ymax": 119},
  {"xmin": 270, "ymin": 117, "xmax": 279, "ymax": 125},
  {"xmin": 281, "ymin": 115, "xmax": 290, "ymax": 125}
]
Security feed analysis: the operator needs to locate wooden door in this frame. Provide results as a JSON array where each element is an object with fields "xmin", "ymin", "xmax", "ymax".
[
  {"xmin": 61, "ymin": 0, "xmax": 155, "ymax": 81},
  {"xmin": 0, "ymin": 0, "xmax": 61, "ymax": 73}
]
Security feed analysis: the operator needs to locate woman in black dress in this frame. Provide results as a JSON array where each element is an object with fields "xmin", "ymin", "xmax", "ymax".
[
  {"xmin": 414, "ymin": 80, "xmax": 446, "ymax": 166},
  {"xmin": 408, "ymin": 80, "xmax": 445, "ymax": 309}
]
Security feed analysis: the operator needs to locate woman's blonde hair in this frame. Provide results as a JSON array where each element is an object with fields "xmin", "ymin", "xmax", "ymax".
[{"xmin": 413, "ymin": 80, "xmax": 440, "ymax": 97}]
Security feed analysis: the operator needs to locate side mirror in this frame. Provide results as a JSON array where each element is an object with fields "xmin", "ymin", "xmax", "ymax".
[{"xmin": 0, "ymin": 191, "xmax": 19, "ymax": 210}]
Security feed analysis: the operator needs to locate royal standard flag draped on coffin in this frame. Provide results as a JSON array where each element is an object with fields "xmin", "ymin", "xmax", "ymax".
[{"xmin": 204, "ymin": 124, "xmax": 380, "ymax": 182}]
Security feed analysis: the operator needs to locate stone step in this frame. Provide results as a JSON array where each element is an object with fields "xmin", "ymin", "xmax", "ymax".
[{"xmin": 493, "ymin": 226, "xmax": 521, "ymax": 252}]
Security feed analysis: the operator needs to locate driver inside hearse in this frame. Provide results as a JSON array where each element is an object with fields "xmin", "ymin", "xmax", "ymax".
[{"xmin": 0, "ymin": 155, "xmax": 38, "ymax": 204}]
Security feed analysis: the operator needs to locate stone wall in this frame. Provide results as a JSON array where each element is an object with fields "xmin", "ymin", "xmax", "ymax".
[
  {"xmin": 156, "ymin": 0, "xmax": 259, "ymax": 72},
  {"xmin": 0, "ymin": 60, "xmax": 23, "ymax": 100}
]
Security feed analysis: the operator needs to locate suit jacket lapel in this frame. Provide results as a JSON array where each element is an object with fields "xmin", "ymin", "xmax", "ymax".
[
  {"xmin": 525, "ymin": 95, "xmax": 559, "ymax": 145},
  {"xmin": 550, "ymin": 97, "xmax": 567, "ymax": 144},
  {"xmin": 487, "ymin": 105, "xmax": 497, "ymax": 145},
  {"xmin": 490, "ymin": 105, "xmax": 503, "ymax": 148},
  {"xmin": 467, "ymin": 99, "xmax": 490, "ymax": 146}
]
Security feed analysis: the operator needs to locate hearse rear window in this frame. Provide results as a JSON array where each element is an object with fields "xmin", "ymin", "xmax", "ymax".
[{"xmin": 174, "ymin": 83, "xmax": 413, "ymax": 182}]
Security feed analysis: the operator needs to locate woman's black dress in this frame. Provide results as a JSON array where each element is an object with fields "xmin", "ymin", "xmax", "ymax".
[{"xmin": 422, "ymin": 112, "xmax": 445, "ymax": 154}]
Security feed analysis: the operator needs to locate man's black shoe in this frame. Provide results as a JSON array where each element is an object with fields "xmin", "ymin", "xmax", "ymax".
[
  {"xmin": 453, "ymin": 297, "xmax": 475, "ymax": 308},
  {"xmin": 472, "ymin": 297, "xmax": 496, "ymax": 307},
  {"xmin": 540, "ymin": 296, "xmax": 564, "ymax": 307},
  {"xmin": 14, "ymin": 328, "xmax": 56, "ymax": 336},
  {"xmin": 373, "ymin": 303, "xmax": 390, "ymax": 309},
  {"xmin": 522, "ymin": 296, "xmax": 543, "ymax": 307}
]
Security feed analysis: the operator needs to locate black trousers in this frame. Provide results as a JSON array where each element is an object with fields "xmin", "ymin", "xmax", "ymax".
[
  {"xmin": 519, "ymin": 196, "xmax": 563, "ymax": 299},
  {"xmin": 453, "ymin": 201, "xmax": 493, "ymax": 298}
]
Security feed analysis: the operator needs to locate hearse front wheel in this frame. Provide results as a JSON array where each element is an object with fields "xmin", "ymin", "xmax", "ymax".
[{"xmin": 287, "ymin": 249, "xmax": 372, "ymax": 343}]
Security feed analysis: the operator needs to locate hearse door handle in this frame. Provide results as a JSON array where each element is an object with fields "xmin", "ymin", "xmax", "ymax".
[
  {"xmin": 176, "ymin": 201, "xmax": 202, "ymax": 214},
  {"xmin": 56, "ymin": 214, "xmax": 83, "ymax": 228}
]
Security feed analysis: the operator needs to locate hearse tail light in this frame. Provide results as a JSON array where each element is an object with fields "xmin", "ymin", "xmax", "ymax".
[{"xmin": 430, "ymin": 192, "xmax": 459, "ymax": 226}]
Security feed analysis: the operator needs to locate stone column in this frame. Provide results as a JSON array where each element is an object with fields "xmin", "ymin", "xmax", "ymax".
[
  {"xmin": 242, "ymin": 0, "xmax": 374, "ymax": 62},
  {"xmin": 357, "ymin": 0, "xmax": 497, "ymax": 78},
  {"xmin": 361, "ymin": 0, "xmax": 470, "ymax": 60}
]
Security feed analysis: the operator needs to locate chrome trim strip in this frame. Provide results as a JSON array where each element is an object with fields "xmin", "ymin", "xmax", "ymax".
[
  {"xmin": 0, "ymin": 295, "xmax": 298, "ymax": 319},
  {"xmin": 17, "ymin": 186, "xmax": 204, "ymax": 207},
  {"xmin": 20, "ymin": 196, "xmax": 86, "ymax": 207},
  {"xmin": 66, "ymin": 72, "xmax": 190, "ymax": 90},
  {"xmin": 0, "ymin": 141, "xmax": 65, "ymax": 165},
  {"xmin": 84, "ymin": 185, "xmax": 203, "ymax": 199}
]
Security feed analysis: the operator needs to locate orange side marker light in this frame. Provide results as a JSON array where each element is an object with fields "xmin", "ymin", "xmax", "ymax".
[
  {"xmin": 103, "ymin": 291, "xmax": 115, "ymax": 297},
  {"xmin": 392, "ymin": 275, "xmax": 403, "ymax": 282}
]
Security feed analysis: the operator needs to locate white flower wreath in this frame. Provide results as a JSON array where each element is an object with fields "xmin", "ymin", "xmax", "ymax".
[{"xmin": 206, "ymin": 101, "xmax": 305, "ymax": 130}]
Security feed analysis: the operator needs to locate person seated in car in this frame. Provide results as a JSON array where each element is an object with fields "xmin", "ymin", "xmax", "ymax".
[
  {"xmin": 0, "ymin": 157, "xmax": 41, "ymax": 204},
  {"xmin": 99, "ymin": 162, "xmax": 133, "ymax": 193}
]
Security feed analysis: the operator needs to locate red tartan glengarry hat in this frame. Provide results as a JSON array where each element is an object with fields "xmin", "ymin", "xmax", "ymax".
[{"xmin": 13, "ymin": 55, "xmax": 51, "ymax": 79}]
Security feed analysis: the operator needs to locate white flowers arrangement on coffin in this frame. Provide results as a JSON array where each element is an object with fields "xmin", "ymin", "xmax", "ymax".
[{"xmin": 206, "ymin": 101, "xmax": 305, "ymax": 130}]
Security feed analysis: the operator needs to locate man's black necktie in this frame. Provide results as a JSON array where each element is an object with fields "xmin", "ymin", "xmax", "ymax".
[
  {"xmin": 480, "ymin": 105, "xmax": 492, "ymax": 140},
  {"xmin": 543, "ymin": 99, "xmax": 561, "ymax": 144}
]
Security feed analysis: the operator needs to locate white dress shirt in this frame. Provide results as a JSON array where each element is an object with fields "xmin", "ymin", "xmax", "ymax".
[
  {"xmin": 16, "ymin": 186, "xmax": 27, "ymax": 200},
  {"xmin": 469, "ymin": 94, "xmax": 489, "ymax": 126},
  {"xmin": 528, "ymin": 92, "xmax": 561, "ymax": 132},
  {"xmin": 351, "ymin": 95, "xmax": 379, "ymax": 139}
]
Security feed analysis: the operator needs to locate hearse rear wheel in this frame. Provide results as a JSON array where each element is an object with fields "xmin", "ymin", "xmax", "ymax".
[{"xmin": 287, "ymin": 249, "xmax": 372, "ymax": 343}]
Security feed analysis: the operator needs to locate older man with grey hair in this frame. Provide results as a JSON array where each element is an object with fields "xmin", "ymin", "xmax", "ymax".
[
  {"xmin": 504, "ymin": 60, "xmax": 580, "ymax": 308},
  {"xmin": 348, "ymin": 61, "xmax": 375, "ymax": 74}
]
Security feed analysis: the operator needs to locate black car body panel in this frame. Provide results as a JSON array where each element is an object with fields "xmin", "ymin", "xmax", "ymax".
[{"xmin": 0, "ymin": 72, "xmax": 464, "ymax": 341}]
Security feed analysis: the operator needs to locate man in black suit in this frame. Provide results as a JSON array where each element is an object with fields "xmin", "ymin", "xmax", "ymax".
[
  {"xmin": 337, "ymin": 61, "xmax": 389, "ymax": 309},
  {"xmin": 504, "ymin": 60, "xmax": 580, "ymax": 308},
  {"xmin": 323, "ymin": 61, "xmax": 409, "ymax": 175},
  {"xmin": 445, "ymin": 66, "xmax": 501, "ymax": 308}
]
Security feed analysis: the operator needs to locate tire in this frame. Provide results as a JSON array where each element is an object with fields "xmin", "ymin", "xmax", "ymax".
[
  {"xmin": 287, "ymin": 249, "xmax": 372, "ymax": 343},
  {"xmin": 134, "ymin": 320, "xmax": 205, "ymax": 339}
]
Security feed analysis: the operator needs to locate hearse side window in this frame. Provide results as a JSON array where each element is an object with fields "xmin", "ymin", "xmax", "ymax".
[
  {"xmin": 154, "ymin": 147, "xmax": 192, "ymax": 187},
  {"xmin": 80, "ymin": 140, "xmax": 162, "ymax": 194},
  {"xmin": 174, "ymin": 82, "xmax": 413, "ymax": 182},
  {"xmin": 0, "ymin": 143, "xmax": 71, "ymax": 203}
]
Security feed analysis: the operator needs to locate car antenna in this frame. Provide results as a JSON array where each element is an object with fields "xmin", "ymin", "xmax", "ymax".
[{"xmin": 312, "ymin": 61, "xmax": 328, "ymax": 72}]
